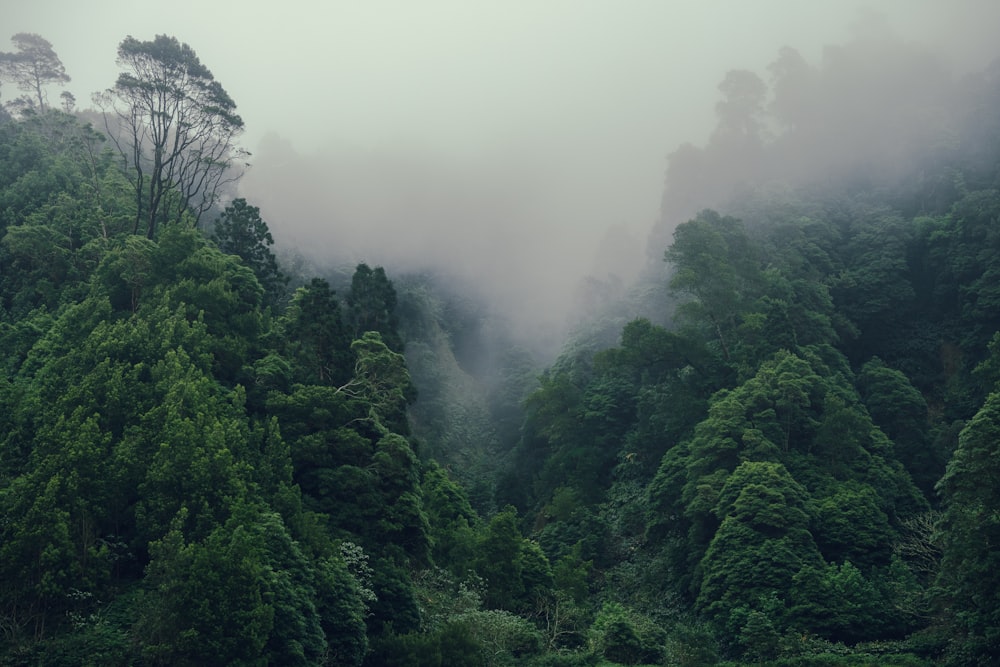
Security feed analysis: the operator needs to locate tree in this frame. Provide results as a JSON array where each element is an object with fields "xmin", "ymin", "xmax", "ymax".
[
  {"xmin": 857, "ymin": 357, "xmax": 941, "ymax": 495},
  {"xmin": 713, "ymin": 69, "xmax": 767, "ymax": 143},
  {"xmin": 281, "ymin": 278, "xmax": 353, "ymax": 386},
  {"xmin": 588, "ymin": 601, "xmax": 665, "ymax": 665},
  {"xmin": 936, "ymin": 392, "xmax": 1000, "ymax": 663},
  {"xmin": 421, "ymin": 461, "xmax": 479, "ymax": 573},
  {"xmin": 666, "ymin": 210, "xmax": 762, "ymax": 362},
  {"xmin": 136, "ymin": 510, "xmax": 275, "ymax": 666},
  {"xmin": 100, "ymin": 35, "xmax": 246, "ymax": 237},
  {"xmin": 348, "ymin": 263, "xmax": 403, "ymax": 350},
  {"xmin": 475, "ymin": 507, "xmax": 527, "ymax": 611},
  {"xmin": 695, "ymin": 462, "xmax": 824, "ymax": 643},
  {"xmin": 767, "ymin": 46, "xmax": 818, "ymax": 132},
  {"xmin": 0, "ymin": 33, "xmax": 70, "ymax": 112},
  {"xmin": 349, "ymin": 331, "xmax": 415, "ymax": 434},
  {"xmin": 212, "ymin": 198, "xmax": 286, "ymax": 303}
]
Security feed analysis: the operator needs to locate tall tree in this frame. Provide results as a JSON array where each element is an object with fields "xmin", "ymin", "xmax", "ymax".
[
  {"xmin": 99, "ymin": 34, "xmax": 246, "ymax": 237},
  {"xmin": 666, "ymin": 210, "xmax": 762, "ymax": 363},
  {"xmin": 212, "ymin": 198, "xmax": 286, "ymax": 303},
  {"xmin": 347, "ymin": 263, "xmax": 402, "ymax": 350},
  {"xmin": 0, "ymin": 33, "xmax": 70, "ymax": 112}
]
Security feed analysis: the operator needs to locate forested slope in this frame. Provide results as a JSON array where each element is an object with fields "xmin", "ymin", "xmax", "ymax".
[
  {"xmin": 2, "ymin": 26, "xmax": 1000, "ymax": 667},
  {"xmin": 493, "ymin": 28, "xmax": 1000, "ymax": 667}
]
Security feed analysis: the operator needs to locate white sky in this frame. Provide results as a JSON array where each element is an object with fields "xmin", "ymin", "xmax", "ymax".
[
  {"xmin": 4, "ymin": 0, "xmax": 999, "ymax": 340},
  {"xmin": 6, "ymin": 1, "xmax": 996, "ymax": 154}
]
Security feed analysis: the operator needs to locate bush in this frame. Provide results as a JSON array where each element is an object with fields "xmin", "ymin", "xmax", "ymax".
[{"xmin": 588, "ymin": 602, "xmax": 665, "ymax": 666}]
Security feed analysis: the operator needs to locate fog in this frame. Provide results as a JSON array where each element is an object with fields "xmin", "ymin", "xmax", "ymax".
[{"xmin": 5, "ymin": 0, "xmax": 1000, "ymax": 345}]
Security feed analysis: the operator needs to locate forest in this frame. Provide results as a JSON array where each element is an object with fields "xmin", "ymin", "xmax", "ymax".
[{"xmin": 1, "ymin": 23, "xmax": 1000, "ymax": 667}]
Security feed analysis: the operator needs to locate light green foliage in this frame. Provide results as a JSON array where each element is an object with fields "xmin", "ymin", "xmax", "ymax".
[
  {"xmin": 452, "ymin": 608, "xmax": 543, "ymax": 667},
  {"xmin": 351, "ymin": 331, "xmax": 416, "ymax": 434}
]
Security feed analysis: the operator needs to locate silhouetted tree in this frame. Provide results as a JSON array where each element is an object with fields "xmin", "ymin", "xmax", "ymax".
[
  {"xmin": 0, "ymin": 33, "xmax": 69, "ymax": 112},
  {"xmin": 212, "ymin": 198, "xmax": 286, "ymax": 303},
  {"xmin": 98, "ymin": 35, "xmax": 246, "ymax": 237}
]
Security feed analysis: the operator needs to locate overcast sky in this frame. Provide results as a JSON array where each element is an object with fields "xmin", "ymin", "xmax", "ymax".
[
  {"xmin": 5, "ymin": 1, "xmax": 1000, "ymax": 341},
  {"xmin": 7, "ymin": 1, "xmax": 999, "ymax": 153}
]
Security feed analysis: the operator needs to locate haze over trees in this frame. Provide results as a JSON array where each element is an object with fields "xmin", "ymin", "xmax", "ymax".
[
  {"xmin": 0, "ymin": 33, "xmax": 69, "ymax": 113},
  {"xmin": 1, "ymin": 15, "xmax": 1000, "ymax": 667},
  {"xmin": 95, "ymin": 34, "xmax": 247, "ymax": 237}
]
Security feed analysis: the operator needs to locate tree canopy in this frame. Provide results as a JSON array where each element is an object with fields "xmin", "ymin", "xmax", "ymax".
[
  {"xmin": 99, "ymin": 34, "xmax": 246, "ymax": 237},
  {"xmin": 3, "ymin": 24, "xmax": 1000, "ymax": 667},
  {"xmin": 0, "ymin": 33, "xmax": 70, "ymax": 113}
]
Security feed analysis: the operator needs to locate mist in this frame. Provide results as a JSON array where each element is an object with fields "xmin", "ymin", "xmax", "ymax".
[
  {"xmin": 5, "ymin": 1, "xmax": 1000, "ymax": 353},
  {"xmin": 241, "ymin": 129, "xmax": 648, "ymax": 346},
  {"xmin": 228, "ymin": 3, "xmax": 1000, "ymax": 352}
]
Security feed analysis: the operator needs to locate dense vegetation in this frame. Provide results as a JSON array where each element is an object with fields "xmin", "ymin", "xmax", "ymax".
[{"xmin": 2, "ymin": 26, "xmax": 1000, "ymax": 667}]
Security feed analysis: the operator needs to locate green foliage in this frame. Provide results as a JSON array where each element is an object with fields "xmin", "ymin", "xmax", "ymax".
[
  {"xmin": 6, "ymin": 32, "xmax": 1000, "ymax": 666},
  {"xmin": 367, "ymin": 559, "xmax": 422, "ymax": 636},
  {"xmin": 315, "ymin": 551, "xmax": 369, "ymax": 665},
  {"xmin": 473, "ymin": 506, "xmax": 553, "ymax": 614},
  {"xmin": 696, "ymin": 462, "xmax": 824, "ymax": 639},
  {"xmin": 135, "ymin": 504, "xmax": 366, "ymax": 666},
  {"xmin": 422, "ymin": 461, "xmax": 480, "ymax": 573},
  {"xmin": 667, "ymin": 210, "xmax": 763, "ymax": 363},
  {"xmin": 857, "ymin": 358, "xmax": 942, "ymax": 496},
  {"xmin": 351, "ymin": 331, "xmax": 417, "ymax": 434},
  {"xmin": 935, "ymin": 392, "xmax": 1000, "ymax": 663},
  {"xmin": 809, "ymin": 483, "xmax": 894, "ymax": 569},
  {"xmin": 106, "ymin": 34, "xmax": 245, "ymax": 234},
  {"xmin": 662, "ymin": 620, "xmax": 720, "ymax": 667},
  {"xmin": 588, "ymin": 602, "xmax": 665, "ymax": 665},
  {"xmin": 212, "ymin": 198, "xmax": 287, "ymax": 305},
  {"xmin": 452, "ymin": 609, "xmax": 544, "ymax": 667},
  {"xmin": 349, "ymin": 262, "xmax": 403, "ymax": 350},
  {"xmin": 280, "ymin": 277, "xmax": 353, "ymax": 385}
]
